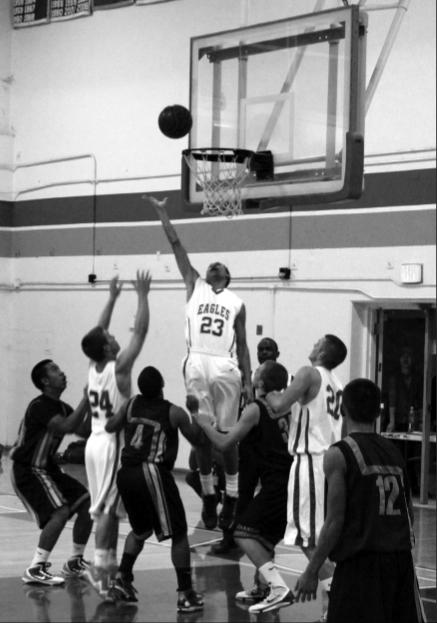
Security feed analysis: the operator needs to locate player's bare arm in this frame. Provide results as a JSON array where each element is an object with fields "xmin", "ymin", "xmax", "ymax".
[
  {"xmin": 188, "ymin": 394, "xmax": 259, "ymax": 451},
  {"xmin": 105, "ymin": 401, "xmax": 128, "ymax": 434},
  {"xmin": 234, "ymin": 304, "xmax": 253, "ymax": 403},
  {"xmin": 115, "ymin": 270, "xmax": 152, "ymax": 395},
  {"xmin": 295, "ymin": 446, "xmax": 347, "ymax": 602},
  {"xmin": 144, "ymin": 195, "xmax": 199, "ymax": 299},
  {"xmin": 97, "ymin": 275, "xmax": 123, "ymax": 330},
  {"xmin": 170, "ymin": 405, "xmax": 205, "ymax": 446},
  {"xmin": 266, "ymin": 365, "xmax": 318, "ymax": 412},
  {"xmin": 48, "ymin": 395, "xmax": 89, "ymax": 435}
]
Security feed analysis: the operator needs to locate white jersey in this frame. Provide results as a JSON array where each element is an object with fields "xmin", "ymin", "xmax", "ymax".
[
  {"xmin": 288, "ymin": 366, "xmax": 343, "ymax": 455},
  {"xmin": 87, "ymin": 360, "xmax": 127, "ymax": 434},
  {"xmin": 185, "ymin": 277, "xmax": 243, "ymax": 358}
]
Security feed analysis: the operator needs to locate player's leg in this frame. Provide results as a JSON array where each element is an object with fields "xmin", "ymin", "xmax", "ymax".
[
  {"xmin": 11, "ymin": 463, "xmax": 69, "ymax": 585},
  {"xmin": 105, "ymin": 464, "xmax": 154, "ymax": 603},
  {"xmin": 213, "ymin": 358, "xmax": 242, "ymax": 532},
  {"xmin": 82, "ymin": 433, "xmax": 122, "ymax": 597},
  {"xmin": 184, "ymin": 353, "xmax": 218, "ymax": 529},
  {"xmin": 52, "ymin": 472, "xmax": 93, "ymax": 579},
  {"xmin": 166, "ymin": 479, "xmax": 203, "ymax": 613},
  {"xmin": 234, "ymin": 474, "xmax": 293, "ymax": 613},
  {"xmin": 285, "ymin": 453, "xmax": 330, "ymax": 620}
]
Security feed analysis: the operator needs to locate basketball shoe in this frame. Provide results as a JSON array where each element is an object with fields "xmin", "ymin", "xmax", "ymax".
[
  {"xmin": 22, "ymin": 562, "xmax": 65, "ymax": 586},
  {"xmin": 61, "ymin": 555, "xmax": 91, "ymax": 578},
  {"xmin": 177, "ymin": 589, "xmax": 204, "ymax": 613},
  {"xmin": 106, "ymin": 576, "xmax": 138, "ymax": 604},
  {"xmin": 235, "ymin": 583, "xmax": 269, "ymax": 603},
  {"xmin": 248, "ymin": 585, "xmax": 294, "ymax": 613}
]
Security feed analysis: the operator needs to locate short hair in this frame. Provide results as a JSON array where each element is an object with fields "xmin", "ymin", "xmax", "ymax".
[
  {"xmin": 322, "ymin": 334, "xmax": 347, "ymax": 370},
  {"xmin": 31, "ymin": 359, "xmax": 53, "ymax": 390},
  {"xmin": 257, "ymin": 337, "xmax": 279, "ymax": 354},
  {"xmin": 260, "ymin": 360, "xmax": 289, "ymax": 393},
  {"xmin": 137, "ymin": 366, "xmax": 164, "ymax": 399},
  {"xmin": 342, "ymin": 378, "xmax": 381, "ymax": 424},
  {"xmin": 81, "ymin": 326, "xmax": 107, "ymax": 362}
]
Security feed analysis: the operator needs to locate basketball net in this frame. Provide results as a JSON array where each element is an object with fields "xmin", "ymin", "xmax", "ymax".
[{"xmin": 183, "ymin": 148, "xmax": 253, "ymax": 217}]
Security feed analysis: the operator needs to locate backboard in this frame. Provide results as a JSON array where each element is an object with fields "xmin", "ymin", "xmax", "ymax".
[{"xmin": 182, "ymin": 5, "xmax": 367, "ymax": 212}]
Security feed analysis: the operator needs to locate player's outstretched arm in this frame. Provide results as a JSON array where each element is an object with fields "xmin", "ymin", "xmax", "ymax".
[
  {"xmin": 266, "ymin": 366, "xmax": 314, "ymax": 412},
  {"xmin": 187, "ymin": 394, "xmax": 259, "ymax": 451},
  {"xmin": 116, "ymin": 270, "xmax": 152, "ymax": 394},
  {"xmin": 169, "ymin": 404, "xmax": 206, "ymax": 446},
  {"xmin": 143, "ymin": 195, "xmax": 199, "ymax": 299},
  {"xmin": 97, "ymin": 276, "xmax": 123, "ymax": 330}
]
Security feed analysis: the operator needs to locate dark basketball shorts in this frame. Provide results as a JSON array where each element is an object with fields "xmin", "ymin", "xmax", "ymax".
[
  {"xmin": 12, "ymin": 462, "xmax": 90, "ymax": 529},
  {"xmin": 328, "ymin": 550, "xmax": 425, "ymax": 623},
  {"xmin": 117, "ymin": 463, "xmax": 187, "ymax": 541},
  {"xmin": 233, "ymin": 471, "xmax": 289, "ymax": 552}
]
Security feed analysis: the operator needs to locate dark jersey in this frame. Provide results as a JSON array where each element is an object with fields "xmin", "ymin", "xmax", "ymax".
[
  {"xmin": 251, "ymin": 398, "xmax": 292, "ymax": 479},
  {"xmin": 329, "ymin": 432, "xmax": 414, "ymax": 562},
  {"xmin": 121, "ymin": 396, "xmax": 178, "ymax": 469},
  {"xmin": 10, "ymin": 395, "xmax": 72, "ymax": 470}
]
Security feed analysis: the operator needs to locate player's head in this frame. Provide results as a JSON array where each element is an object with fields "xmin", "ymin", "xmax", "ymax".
[
  {"xmin": 255, "ymin": 360, "xmax": 288, "ymax": 394},
  {"xmin": 342, "ymin": 378, "xmax": 381, "ymax": 424},
  {"xmin": 257, "ymin": 337, "xmax": 280, "ymax": 364},
  {"xmin": 205, "ymin": 262, "xmax": 231, "ymax": 288},
  {"xmin": 81, "ymin": 326, "xmax": 120, "ymax": 363},
  {"xmin": 31, "ymin": 359, "xmax": 67, "ymax": 392},
  {"xmin": 137, "ymin": 366, "xmax": 164, "ymax": 399},
  {"xmin": 309, "ymin": 334, "xmax": 347, "ymax": 370}
]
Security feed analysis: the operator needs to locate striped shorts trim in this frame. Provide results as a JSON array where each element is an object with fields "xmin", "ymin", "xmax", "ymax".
[{"xmin": 284, "ymin": 453, "xmax": 325, "ymax": 548}]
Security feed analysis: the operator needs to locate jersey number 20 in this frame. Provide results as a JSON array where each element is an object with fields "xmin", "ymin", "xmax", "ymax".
[{"xmin": 326, "ymin": 385, "xmax": 342, "ymax": 420}]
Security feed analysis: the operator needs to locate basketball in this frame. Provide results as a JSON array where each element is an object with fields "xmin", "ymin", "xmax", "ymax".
[{"xmin": 158, "ymin": 104, "xmax": 192, "ymax": 139}]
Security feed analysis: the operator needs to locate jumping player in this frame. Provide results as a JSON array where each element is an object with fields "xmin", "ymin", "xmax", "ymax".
[
  {"xmin": 146, "ymin": 195, "xmax": 252, "ymax": 534},
  {"xmin": 81, "ymin": 271, "xmax": 152, "ymax": 598},
  {"xmin": 10, "ymin": 359, "xmax": 92, "ymax": 585},
  {"xmin": 295, "ymin": 378, "xmax": 425, "ymax": 623},
  {"xmin": 105, "ymin": 366, "xmax": 205, "ymax": 613},
  {"xmin": 266, "ymin": 334, "xmax": 347, "ymax": 621},
  {"xmin": 188, "ymin": 361, "xmax": 294, "ymax": 614}
]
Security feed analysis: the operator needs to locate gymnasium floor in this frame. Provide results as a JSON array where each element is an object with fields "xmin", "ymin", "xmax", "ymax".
[{"xmin": 0, "ymin": 451, "xmax": 435, "ymax": 623}]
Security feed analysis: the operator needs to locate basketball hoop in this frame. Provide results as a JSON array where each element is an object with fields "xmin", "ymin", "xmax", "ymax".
[{"xmin": 182, "ymin": 148, "xmax": 253, "ymax": 217}]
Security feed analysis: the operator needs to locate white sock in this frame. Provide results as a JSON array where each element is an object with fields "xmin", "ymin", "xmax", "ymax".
[
  {"xmin": 258, "ymin": 562, "xmax": 288, "ymax": 590},
  {"xmin": 225, "ymin": 473, "xmax": 238, "ymax": 498},
  {"xmin": 199, "ymin": 473, "xmax": 215, "ymax": 496},
  {"xmin": 31, "ymin": 547, "xmax": 50, "ymax": 567},
  {"xmin": 94, "ymin": 549, "xmax": 109, "ymax": 569}
]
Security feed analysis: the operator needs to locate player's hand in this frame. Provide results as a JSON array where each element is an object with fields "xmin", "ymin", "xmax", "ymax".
[
  {"xmin": 109, "ymin": 275, "xmax": 122, "ymax": 300},
  {"xmin": 142, "ymin": 195, "xmax": 168, "ymax": 214},
  {"xmin": 386, "ymin": 421, "xmax": 395, "ymax": 433},
  {"xmin": 294, "ymin": 569, "xmax": 318, "ymax": 602},
  {"xmin": 132, "ymin": 269, "xmax": 152, "ymax": 297}
]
